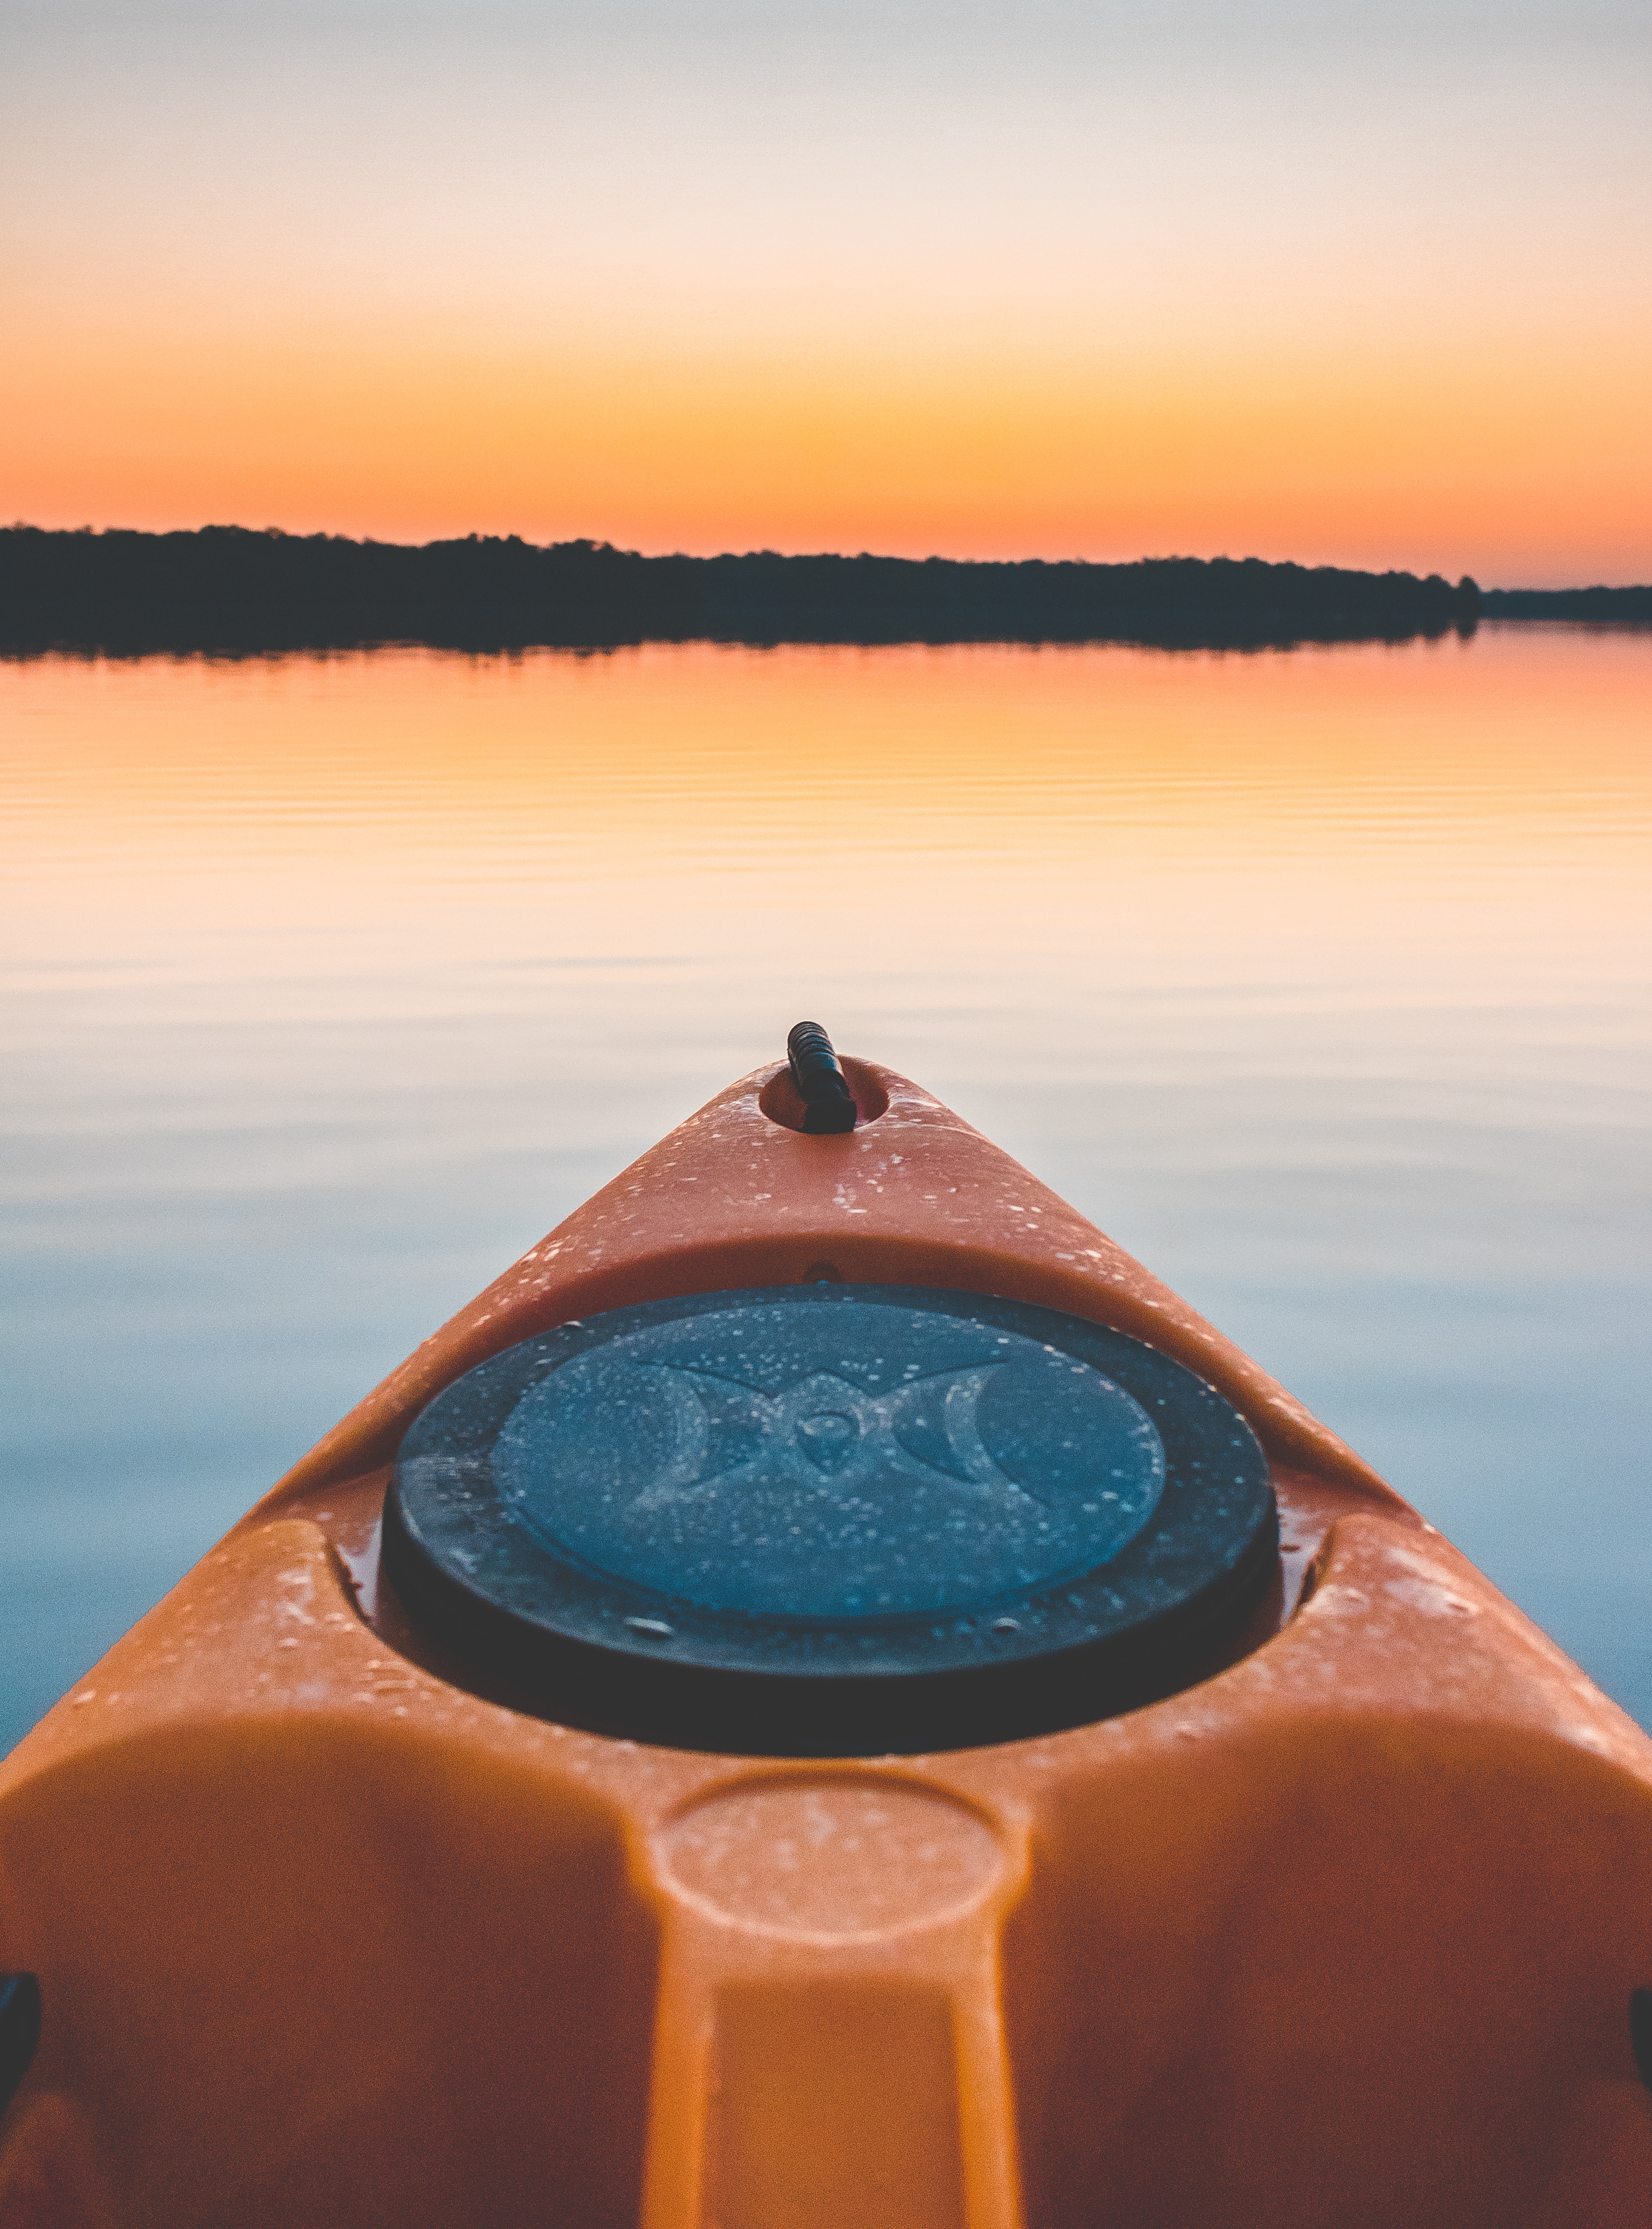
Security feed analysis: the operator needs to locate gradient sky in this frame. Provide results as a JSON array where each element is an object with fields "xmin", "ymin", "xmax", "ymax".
[{"xmin": 3, "ymin": 0, "xmax": 1649, "ymax": 581}]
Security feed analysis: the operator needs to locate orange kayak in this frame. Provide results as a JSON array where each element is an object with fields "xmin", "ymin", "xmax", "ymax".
[{"xmin": 2, "ymin": 1037, "xmax": 1649, "ymax": 2228}]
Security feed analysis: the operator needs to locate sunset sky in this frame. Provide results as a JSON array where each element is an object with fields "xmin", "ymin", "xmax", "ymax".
[{"xmin": 4, "ymin": 0, "xmax": 1648, "ymax": 583}]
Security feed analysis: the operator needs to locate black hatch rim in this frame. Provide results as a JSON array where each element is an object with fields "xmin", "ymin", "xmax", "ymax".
[{"xmin": 382, "ymin": 1284, "xmax": 1277, "ymax": 1755}]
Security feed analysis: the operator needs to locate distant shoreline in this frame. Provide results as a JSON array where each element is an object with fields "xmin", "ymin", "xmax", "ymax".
[
  {"xmin": 1476, "ymin": 586, "xmax": 1652, "ymax": 622},
  {"xmin": 2, "ymin": 525, "xmax": 1646, "ymax": 655}
]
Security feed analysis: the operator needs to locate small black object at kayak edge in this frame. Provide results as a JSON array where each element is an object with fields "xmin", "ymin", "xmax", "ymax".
[
  {"xmin": 0, "ymin": 1973, "xmax": 41, "ymax": 2120},
  {"xmin": 787, "ymin": 1021, "xmax": 857, "ymax": 1134},
  {"xmin": 1631, "ymin": 1989, "xmax": 1652, "ymax": 2089}
]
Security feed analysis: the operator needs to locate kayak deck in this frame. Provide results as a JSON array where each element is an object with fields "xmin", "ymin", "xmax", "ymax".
[{"xmin": 0, "ymin": 1057, "xmax": 1648, "ymax": 2228}]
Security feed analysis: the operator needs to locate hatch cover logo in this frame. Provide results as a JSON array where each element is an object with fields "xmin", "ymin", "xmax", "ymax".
[{"xmin": 629, "ymin": 1361, "xmax": 1050, "ymax": 1512}]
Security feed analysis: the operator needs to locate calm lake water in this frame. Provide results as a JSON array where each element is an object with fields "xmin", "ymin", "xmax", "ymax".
[{"xmin": 2, "ymin": 627, "xmax": 1648, "ymax": 1752}]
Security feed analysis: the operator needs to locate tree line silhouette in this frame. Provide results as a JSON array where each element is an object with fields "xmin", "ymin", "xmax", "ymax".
[
  {"xmin": 1478, "ymin": 586, "xmax": 1652, "ymax": 622},
  {"xmin": 0, "ymin": 523, "xmax": 1522, "ymax": 654}
]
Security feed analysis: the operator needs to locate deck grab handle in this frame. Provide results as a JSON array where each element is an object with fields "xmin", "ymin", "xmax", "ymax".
[{"xmin": 786, "ymin": 1022, "xmax": 857, "ymax": 1134}]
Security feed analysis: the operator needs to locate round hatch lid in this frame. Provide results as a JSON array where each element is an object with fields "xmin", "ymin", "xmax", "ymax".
[{"xmin": 383, "ymin": 1285, "xmax": 1276, "ymax": 1754}]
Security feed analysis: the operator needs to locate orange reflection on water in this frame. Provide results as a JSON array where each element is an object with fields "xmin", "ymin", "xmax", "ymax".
[
  {"xmin": 4, "ymin": 625, "xmax": 1646, "ymax": 833},
  {"xmin": 3, "ymin": 628, "xmax": 1648, "ymax": 1084}
]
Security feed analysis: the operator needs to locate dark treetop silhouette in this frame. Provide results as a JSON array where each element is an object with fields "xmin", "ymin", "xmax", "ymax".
[
  {"xmin": 0, "ymin": 526, "xmax": 1504, "ymax": 654},
  {"xmin": 1478, "ymin": 585, "xmax": 1652, "ymax": 623}
]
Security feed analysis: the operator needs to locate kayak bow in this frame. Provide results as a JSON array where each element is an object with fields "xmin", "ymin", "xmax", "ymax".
[{"xmin": 1, "ymin": 1041, "xmax": 1649, "ymax": 2228}]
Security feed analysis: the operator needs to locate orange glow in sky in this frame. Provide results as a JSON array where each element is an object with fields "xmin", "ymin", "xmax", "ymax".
[{"xmin": 4, "ymin": 6, "xmax": 1649, "ymax": 585}]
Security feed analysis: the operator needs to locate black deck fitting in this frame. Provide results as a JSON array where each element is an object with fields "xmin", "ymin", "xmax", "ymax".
[
  {"xmin": 786, "ymin": 1022, "xmax": 858, "ymax": 1134},
  {"xmin": 0, "ymin": 1973, "xmax": 41, "ymax": 2120}
]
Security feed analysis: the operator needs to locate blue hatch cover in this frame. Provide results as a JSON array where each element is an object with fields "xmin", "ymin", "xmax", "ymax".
[{"xmin": 383, "ymin": 1285, "xmax": 1276, "ymax": 1754}]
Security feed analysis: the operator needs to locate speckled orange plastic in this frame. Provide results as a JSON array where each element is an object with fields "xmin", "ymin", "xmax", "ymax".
[{"xmin": 2, "ymin": 1060, "xmax": 1649, "ymax": 2228}]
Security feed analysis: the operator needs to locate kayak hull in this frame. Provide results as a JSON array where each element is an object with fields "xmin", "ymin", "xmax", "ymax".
[{"xmin": 1, "ymin": 1060, "xmax": 1648, "ymax": 2228}]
